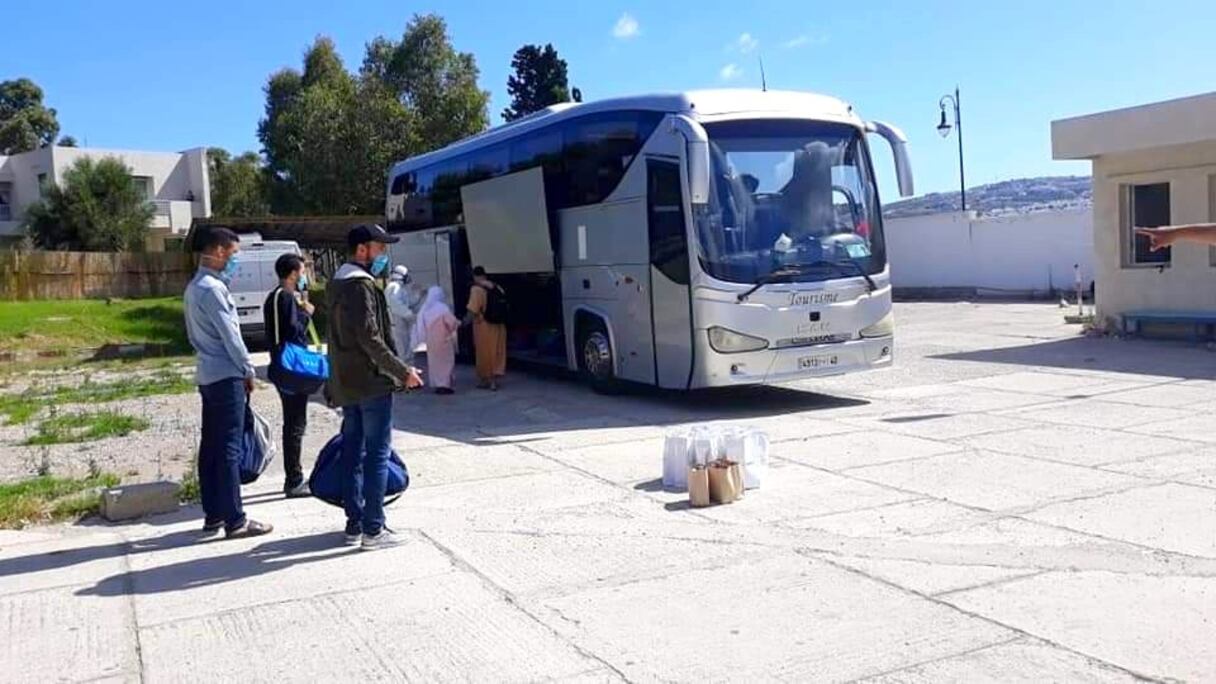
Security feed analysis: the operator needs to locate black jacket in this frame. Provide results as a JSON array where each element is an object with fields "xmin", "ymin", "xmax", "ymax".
[{"xmin": 325, "ymin": 263, "xmax": 412, "ymax": 407}]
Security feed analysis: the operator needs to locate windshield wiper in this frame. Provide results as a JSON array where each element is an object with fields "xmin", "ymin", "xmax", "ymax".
[
  {"xmin": 736, "ymin": 260, "xmax": 876, "ymax": 303},
  {"xmin": 736, "ymin": 264, "xmax": 818, "ymax": 302},
  {"xmin": 799, "ymin": 259, "xmax": 877, "ymax": 294}
]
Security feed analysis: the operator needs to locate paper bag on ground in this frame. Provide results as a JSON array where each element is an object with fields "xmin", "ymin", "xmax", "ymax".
[
  {"xmin": 688, "ymin": 466, "xmax": 711, "ymax": 507},
  {"xmin": 708, "ymin": 460, "xmax": 743, "ymax": 504}
]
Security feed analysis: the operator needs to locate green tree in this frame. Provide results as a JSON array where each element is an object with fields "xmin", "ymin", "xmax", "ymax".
[
  {"xmin": 502, "ymin": 43, "xmax": 570, "ymax": 122},
  {"xmin": 0, "ymin": 78, "xmax": 61, "ymax": 154},
  {"xmin": 57, "ymin": 135, "xmax": 78, "ymax": 147},
  {"xmin": 361, "ymin": 14, "xmax": 490, "ymax": 150},
  {"xmin": 207, "ymin": 147, "xmax": 269, "ymax": 217},
  {"xmin": 24, "ymin": 157, "xmax": 154, "ymax": 252},
  {"xmin": 258, "ymin": 17, "xmax": 485, "ymax": 216}
]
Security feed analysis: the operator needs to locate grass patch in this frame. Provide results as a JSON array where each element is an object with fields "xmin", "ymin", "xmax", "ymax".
[
  {"xmin": 0, "ymin": 369, "xmax": 192, "ymax": 425},
  {"xmin": 0, "ymin": 473, "xmax": 120, "ymax": 528},
  {"xmin": 179, "ymin": 467, "xmax": 201, "ymax": 503},
  {"xmin": 24, "ymin": 411, "xmax": 150, "ymax": 446},
  {"xmin": 0, "ymin": 296, "xmax": 189, "ymax": 356}
]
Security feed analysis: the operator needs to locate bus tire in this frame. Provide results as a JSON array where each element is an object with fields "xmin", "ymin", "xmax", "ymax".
[{"xmin": 577, "ymin": 318, "xmax": 618, "ymax": 394}]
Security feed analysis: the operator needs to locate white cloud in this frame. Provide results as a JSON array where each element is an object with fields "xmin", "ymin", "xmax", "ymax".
[
  {"xmin": 782, "ymin": 33, "xmax": 828, "ymax": 49},
  {"xmin": 719, "ymin": 63, "xmax": 744, "ymax": 81},
  {"xmin": 736, "ymin": 33, "xmax": 759, "ymax": 54},
  {"xmin": 613, "ymin": 13, "xmax": 640, "ymax": 39}
]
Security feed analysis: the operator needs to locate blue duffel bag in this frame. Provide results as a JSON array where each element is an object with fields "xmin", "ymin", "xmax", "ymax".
[{"xmin": 308, "ymin": 434, "xmax": 409, "ymax": 507}]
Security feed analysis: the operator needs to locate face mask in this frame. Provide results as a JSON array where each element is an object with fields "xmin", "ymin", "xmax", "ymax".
[
  {"xmin": 370, "ymin": 254, "xmax": 390, "ymax": 277},
  {"xmin": 297, "ymin": 273, "xmax": 309, "ymax": 290},
  {"xmin": 220, "ymin": 255, "xmax": 240, "ymax": 282}
]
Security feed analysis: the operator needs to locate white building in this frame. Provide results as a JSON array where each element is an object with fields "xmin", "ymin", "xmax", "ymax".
[
  {"xmin": 0, "ymin": 146, "xmax": 211, "ymax": 251},
  {"xmin": 1053, "ymin": 92, "xmax": 1216, "ymax": 331}
]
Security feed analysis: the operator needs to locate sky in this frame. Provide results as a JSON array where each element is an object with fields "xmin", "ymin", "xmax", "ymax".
[{"xmin": 4, "ymin": 0, "xmax": 1216, "ymax": 202}]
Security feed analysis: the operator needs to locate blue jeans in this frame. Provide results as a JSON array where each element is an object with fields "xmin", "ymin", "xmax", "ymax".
[
  {"xmin": 198, "ymin": 378, "xmax": 247, "ymax": 531},
  {"xmin": 340, "ymin": 394, "xmax": 393, "ymax": 536}
]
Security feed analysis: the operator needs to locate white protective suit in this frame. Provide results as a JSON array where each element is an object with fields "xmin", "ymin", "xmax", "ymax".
[{"xmin": 384, "ymin": 265, "xmax": 421, "ymax": 363}]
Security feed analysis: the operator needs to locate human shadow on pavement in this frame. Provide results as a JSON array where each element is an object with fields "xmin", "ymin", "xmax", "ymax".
[
  {"xmin": 0, "ymin": 528, "xmax": 216, "ymax": 579},
  {"xmin": 75, "ymin": 532, "xmax": 350, "ymax": 597},
  {"xmin": 933, "ymin": 336, "xmax": 1216, "ymax": 381}
]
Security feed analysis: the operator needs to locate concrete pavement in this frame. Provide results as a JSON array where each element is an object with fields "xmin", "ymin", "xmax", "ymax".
[{"xmin": 3, "ymin": 302, "xmax": 1216, "ymax": 682}]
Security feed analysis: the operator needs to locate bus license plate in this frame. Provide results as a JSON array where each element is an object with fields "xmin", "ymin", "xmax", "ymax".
[{"xmin": 799, "ymin": 354, "xmax": 838, "ymax": 370}]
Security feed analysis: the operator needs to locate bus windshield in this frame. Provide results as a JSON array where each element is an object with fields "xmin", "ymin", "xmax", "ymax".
[{"xmin": 697, "ymin": 119, "xmax": 886, "ymax": 285}]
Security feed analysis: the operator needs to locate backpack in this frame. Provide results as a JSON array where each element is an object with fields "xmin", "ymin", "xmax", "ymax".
[
  {"xmin": 307, "ymin": 434, "xmax": 410, "ymax": 508},
  {"xmin": 481, "ymin": 284, "xmax": 509, "ymax": 325}
]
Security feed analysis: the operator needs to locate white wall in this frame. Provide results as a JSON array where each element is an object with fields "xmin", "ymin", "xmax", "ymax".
[
  {"xmin": 0, "ymin": 145, "xmax": 211, "ymax": 243},
  {"xmin": 885, "ymin": 208, "xmax": 1094, "ymax": 296}
]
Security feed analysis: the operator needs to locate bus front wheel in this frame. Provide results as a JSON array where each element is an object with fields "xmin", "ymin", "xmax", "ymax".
[{"xmin": 578, "ymin": 321, "xmax": 617, "ymax": 393}]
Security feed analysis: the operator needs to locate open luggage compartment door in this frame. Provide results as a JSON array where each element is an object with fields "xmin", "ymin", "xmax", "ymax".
[{"xmin": 460, "ymin": 166, "xmax": 555, "ymax": 274}]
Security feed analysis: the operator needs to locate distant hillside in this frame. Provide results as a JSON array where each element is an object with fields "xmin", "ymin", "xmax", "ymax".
[{"xmin": 884, "ymin": 175, "xmax": 1092, "ymax": 219}]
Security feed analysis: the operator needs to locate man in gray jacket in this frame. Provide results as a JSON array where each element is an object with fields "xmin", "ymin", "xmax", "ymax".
[
  {"xmin": 327, "ymin": 224, "xmax": 423, "ymax": 550},
  {"xmin": 184, "ymin": 227, "xmax": 272, "ymax": 540}
]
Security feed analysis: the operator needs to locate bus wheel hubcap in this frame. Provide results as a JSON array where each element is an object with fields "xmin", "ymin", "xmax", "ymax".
[{"xmin": 583, "ymin": 332, "xmax": 611, "ymax": 379}]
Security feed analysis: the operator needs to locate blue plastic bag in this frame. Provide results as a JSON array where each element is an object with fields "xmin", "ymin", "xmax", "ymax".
[
  {"xmin": 238, "ymin": 403, "xmax": 275, "ymax": 485},
  {"xmin": 308, "ymin": 434, "xmax": 409, "ymax": 507}
]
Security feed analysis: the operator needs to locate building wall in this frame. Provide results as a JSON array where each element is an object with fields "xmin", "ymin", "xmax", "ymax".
[
  {"xmin": 884, "ymin": 208, "xmax": 1094, "ymax": 296},
  {"xmin": 1090, "ymin": 139, "xmax": 1216, "ymax": 325},
  {"xmin": 0, "ymin": 145, "xmax": 211, "ymax": 245}
]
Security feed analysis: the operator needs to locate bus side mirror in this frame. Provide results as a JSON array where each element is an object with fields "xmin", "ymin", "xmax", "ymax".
[
  {"xmin": 867, "ymin": 121, "xmax": 915, "ymax": 198},
  {"xmin": 671, "ymin": 115, "xmax": 711, "ymax": 205}
]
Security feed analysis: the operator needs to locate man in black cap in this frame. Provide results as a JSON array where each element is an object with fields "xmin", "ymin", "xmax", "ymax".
[{"xmin": 327, "ymin": 224, "xmax": 423, "ymax": 550}]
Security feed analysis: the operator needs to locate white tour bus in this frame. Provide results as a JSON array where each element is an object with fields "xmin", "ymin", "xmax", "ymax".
[{"xmin": 385, "ymin": 89, "xmax": 913, "ymax": 390}]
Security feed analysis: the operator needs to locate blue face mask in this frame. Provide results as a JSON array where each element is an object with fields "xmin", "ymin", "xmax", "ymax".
[
  {"xmin": 220, "ymin": 255, "xmax": 240, "ymax": 283},
  {"xmin": 297, "ymin": 273, "xmax": 309, "ymax": 290},
  {"xmin": 370, "ymin": 254, "xmax": 390, "ymax": 277}
]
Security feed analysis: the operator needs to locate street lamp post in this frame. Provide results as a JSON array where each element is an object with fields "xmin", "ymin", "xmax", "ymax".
[{"xmin": 937, "ymin": 87, "xmax": 966, "ymax": 212}]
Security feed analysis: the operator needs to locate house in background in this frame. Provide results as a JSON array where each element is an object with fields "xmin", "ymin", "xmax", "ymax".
[
  {"xmin": 1053, "ymin": 92, "xmax": 1216, "ymax": 332},
  {"xmin": 0, "ymin": 146, "xmax": 211, "ymax": 251}
]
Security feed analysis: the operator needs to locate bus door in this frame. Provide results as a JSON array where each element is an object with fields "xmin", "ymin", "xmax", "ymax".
[{"xmin": 646, "ymin": 159, "xmax": 694, "ymax": 389}]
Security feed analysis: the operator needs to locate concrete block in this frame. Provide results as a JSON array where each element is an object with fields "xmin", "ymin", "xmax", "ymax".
[{"xmin": 101, "ymin": 481, "xmax": 180, "ymax": 522}]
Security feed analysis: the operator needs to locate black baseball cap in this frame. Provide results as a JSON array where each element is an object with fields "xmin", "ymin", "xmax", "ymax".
[{"xmin": 347, "ymin": 223, "xmax": 399, "ymax": 248}]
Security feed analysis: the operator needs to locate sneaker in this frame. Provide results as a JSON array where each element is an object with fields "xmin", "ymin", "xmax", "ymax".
[
  {"xmin": 225, "ymin": 519, "xmax": 273, "ymax": 540},
  {"xmin": 360, "ymin": 527, "xmax": 404, "ymax": 551},
  {"xmin": 201, "ymin": 520, "xmax": 223, "ymax": 539},
  {"xmin": 343, "ymin": 522, "xmax": 362, "ymax": 546},
  {"xmin": 284, "ymin": 481, "xmax": 311, "ymax": 499}
]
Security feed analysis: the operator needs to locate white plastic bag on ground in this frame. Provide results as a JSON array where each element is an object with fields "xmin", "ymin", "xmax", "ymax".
[
  {"xmin": 662, "ymin": 429, "xmax": 692, "ymax": 490},
  {"xmin": 740, "ymin": 428, "xmax": 769, "ymax": 489}
]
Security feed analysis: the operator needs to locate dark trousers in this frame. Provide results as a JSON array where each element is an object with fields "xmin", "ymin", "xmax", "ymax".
[
  {"xmin": 279, "ymin": 390, "xmax": 308, "ymax": 488},
  {"xmin": 340, "ymin": 394, "xmax": 393, "ymax": 537},
  {"xmin": 198, "ymin": 378, "xmax": 247, "ymax": 531}
]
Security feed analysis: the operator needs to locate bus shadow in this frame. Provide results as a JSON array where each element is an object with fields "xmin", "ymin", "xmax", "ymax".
[{"xmin": 386, "ymin": 354, "xmax": 869, "ymax": 447}]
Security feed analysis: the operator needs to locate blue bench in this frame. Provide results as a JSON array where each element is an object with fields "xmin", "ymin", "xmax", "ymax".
[{"xmin": 1122, "ymin": 310, "xmax": 1216, "ymax": 341}]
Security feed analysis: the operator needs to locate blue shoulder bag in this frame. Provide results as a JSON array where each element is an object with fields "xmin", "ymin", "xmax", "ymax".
[{"xmin": 268, "ymin": 288, "xmax": 328, "ymax": 395}]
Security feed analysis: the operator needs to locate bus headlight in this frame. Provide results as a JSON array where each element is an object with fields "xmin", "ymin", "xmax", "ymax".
[
  {"xmin": 859, "ymin": 312, "xmax": 894, "ymax": 338},
  {"xmin": 708, "ymin": 327, "xmax": 769, "ymax": 354}
]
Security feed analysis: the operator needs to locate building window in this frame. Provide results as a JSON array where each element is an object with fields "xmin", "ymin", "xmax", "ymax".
[
  {"xmin": 1208, "ymin": 174, "xmax": 1216, "ymax": 267},
  {"xmin": 131, "ymin": 176, "xmax": 153, "ymax": 202},
  {"xmin": 1126, "ymin": 182, "xmax": 1170, "ymax": 266},
  {"xmin": 0, "ymin": 182, "xmax": 11, "ymax": 221}
]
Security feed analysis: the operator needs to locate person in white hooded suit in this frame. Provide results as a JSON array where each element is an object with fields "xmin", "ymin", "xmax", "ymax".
[{"xmin": 384, "ymin": 265, "xmax": 420, "ymax": 363}]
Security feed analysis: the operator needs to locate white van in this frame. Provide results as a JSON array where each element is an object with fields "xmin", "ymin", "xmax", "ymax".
[{"xmin": 227, "ymin": 235, "xmax": 304, "ymax": 339}]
